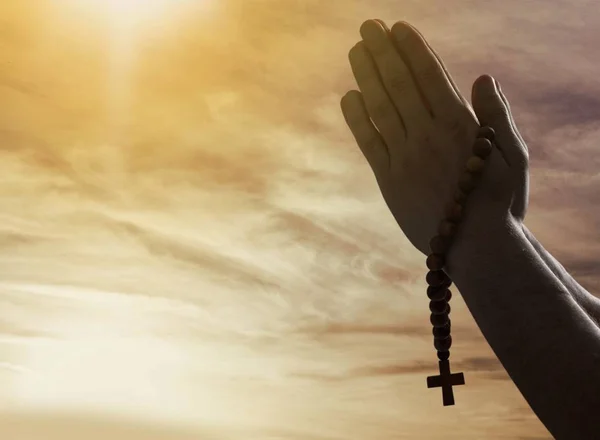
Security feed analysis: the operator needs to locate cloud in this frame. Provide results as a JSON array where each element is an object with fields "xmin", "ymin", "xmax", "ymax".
[
  {"xmin": 1, "ymin": 0, "xmax": 597, "ymax": 439},
  {"xmin": 0, "ymin": 410, "xmax": 228, "ymax": 440}
]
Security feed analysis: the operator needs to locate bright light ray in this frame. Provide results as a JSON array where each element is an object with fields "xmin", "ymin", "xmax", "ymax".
[{"xmin": 61, "ymin": 0, "xmax": 199, "ymax": 141}]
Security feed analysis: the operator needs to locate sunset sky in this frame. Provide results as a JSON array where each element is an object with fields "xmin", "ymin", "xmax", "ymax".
[{"xmin": 1, "ymin": 0, "xmax": 599, "ymax": 438}]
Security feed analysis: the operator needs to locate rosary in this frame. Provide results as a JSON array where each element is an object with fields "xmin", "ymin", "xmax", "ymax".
[{"xmin": 424, "ymin": 124, "xmax": 495, "ymax": 406}]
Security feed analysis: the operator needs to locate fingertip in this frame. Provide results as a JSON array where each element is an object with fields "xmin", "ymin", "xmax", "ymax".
[
  {"xmin": 390, "ymin": 20, "xmax": 411, "ymax": 40},
  {"xmin": 473, "ymin": 74, "xmax": 496, "ymax": 90},
  {"xmin": 359, "ymin": 19, "xmax": 381, "ymax": 39},
  {"xmin": 340, "ymin": 90, "xmax": 364, "ymax": 124},
  {"xmin": 340, "ymin": 92, "xmax": 348, "ymax": 108},
  {"xmin": 348, "ymin": 41, "xmax": 363, "ymax": 62},
  {"xmin": 341, "ymin": 89, "xmax": 359, "ymax": 105},
  {"xmin": 472, "ymin": 74, "xmax": 499, "ymax": 103},
  {"xmin": 347, "ymin": 42, "xmax": 356, "ymax": 57}
]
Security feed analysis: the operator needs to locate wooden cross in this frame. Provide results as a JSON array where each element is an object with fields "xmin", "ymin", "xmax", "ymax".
[{"xmin": 426, "ymin": 359, "xmax": 465, "ymax": 406}]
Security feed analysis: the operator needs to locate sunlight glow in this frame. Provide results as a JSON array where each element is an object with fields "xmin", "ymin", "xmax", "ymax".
[
  {"xmin": 79, "ymin": 0, "xmax": 182, "ymax": 23},
  {"xmin": 60, "ymin": 0, "xmax": 204, "ymax": 141},
  {"xmin": 61, "ymin": 0, "xmax": 206, "ymax": 37}
]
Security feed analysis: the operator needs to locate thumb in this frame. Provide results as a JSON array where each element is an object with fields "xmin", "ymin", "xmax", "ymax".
[{"xmin": 471, "ymin": 74, "xmax": 529, "ymax": 219}]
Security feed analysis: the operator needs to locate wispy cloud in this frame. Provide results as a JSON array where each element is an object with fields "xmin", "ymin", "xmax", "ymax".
[{"xmin": 0, "ymin": 0, "xmax": 596, "ymax": 438}]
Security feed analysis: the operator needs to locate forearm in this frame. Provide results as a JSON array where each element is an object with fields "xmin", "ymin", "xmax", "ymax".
[
  {"xmin": 446, "ymin": 217, "xmax": 600, "ymax": 440},
  {"xmin": 522, "ymin": 224, "xmax": 600, "ymax": 328}
]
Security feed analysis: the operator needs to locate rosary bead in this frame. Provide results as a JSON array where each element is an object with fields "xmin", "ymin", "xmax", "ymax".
[
  {"xmin": 426, "ymin": 269, "xmax": 450, "ymax": 287},
  {"xmin": 458, "ymin": 171, "xmax": 478, "ymax": 193},
  {"xmin": 441, "ymin": 277, "xmax": 452, "ymax": 289},
  {"xmin": 429, "ymin": 235, "xmax": 451, "ymax": 254},
  {"xmin": 426, "ymin": 253, "xmax": 445, "ymax": 270},
  {"xmin": 424, "ymin": 129, "xmax": 500, "ymax": 394},
  {"xmin": 453, "ymin": 188, "xmax": 468, "ymax": 204},
  {"xmin": 437, "ymin": 350, "xmax": 450, "ymax": 361},
  {"xmin": 472, "ymin": 137, "xmax": 492, "ymax": 158},
  {"xmin": 430, "ymin": 313, "xmax": 450, "ymax": 327},
  {"xmin": 466, "ymin": 156, "xmax": 485, "ymax": 173},
  {"xmin": 433, "ymin": 323, "xmax": 451, "ymax": 339},
  {"xmin": 438, "ymin": 220, "xmax": 457, "ymax": 237},
  {"xmin": 445, "ymin": 202, "xmax": 463, "ymax": 222},
  {"xmin": 478, "ymin": 125, "xmax": 495, "ymax": 142},
  {"xmin": 429, "ymin": 300, "xmax": 449, "ymax": 314},
  {"xmin": 427, "ymin": 285, "xmax": 449, "ymax": 301},
  {"xmin": 434, "ymin": 335, "xmax": 453, "ymax": 351}
]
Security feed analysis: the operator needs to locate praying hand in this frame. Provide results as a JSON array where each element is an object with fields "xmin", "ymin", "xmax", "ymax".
[{"xmin": 340, "ymin": 19, "xmax": 600, "ymax": 440}]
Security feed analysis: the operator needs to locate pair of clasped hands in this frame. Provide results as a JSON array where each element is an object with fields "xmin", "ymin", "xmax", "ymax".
[{"xmin": 341, "ymin": 19, "xmax": 530, "ymax": 255}]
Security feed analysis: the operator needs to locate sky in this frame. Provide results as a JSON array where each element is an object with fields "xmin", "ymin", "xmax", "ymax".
[{"xmin": 0, "ymin": 0, "xmax": 598, "ymax": 438}]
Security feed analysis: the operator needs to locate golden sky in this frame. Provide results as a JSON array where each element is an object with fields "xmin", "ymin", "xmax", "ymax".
[{"xmin": 1, "ymin": 0, "xmax": 599, "ymax": 438}]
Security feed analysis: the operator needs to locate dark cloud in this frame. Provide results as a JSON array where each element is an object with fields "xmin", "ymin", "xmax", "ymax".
[
  {"xmin": 290, "ymin": 361, "xmax": 433, "ymax": 381},
  {"xmin": 561, "ymin": 258, "xmax": 600, "ymax": 278},
  {"xmin": 291, "ymin": 356, "xmax": 508, "ymax": 382},
  {"xmin": 0, "ymin": 231, "xmax": 45, "ymax": 249},
  {"xmin": 525, "ymin": 87, "xmax": 600, "ymax": 129},
  {"xmin": 303, "ymin": 322, "xmax": 425, "ymax": 337}
]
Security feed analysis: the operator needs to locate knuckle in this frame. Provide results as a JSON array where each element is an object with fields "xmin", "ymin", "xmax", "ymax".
[
  {"xmin": 369, "ymin": 100, "xmax": 392, "ymax": 120},
  {"xmin": 440, "ymin": 114, "xmax": 469, "ymax": 144},
  {"xmin": 388, "ymin": 73, "xmax": 411, "ymax": 94},
  {"xmin": 414, "ymin": 62, "xmax": 440, "ymax": 84}
]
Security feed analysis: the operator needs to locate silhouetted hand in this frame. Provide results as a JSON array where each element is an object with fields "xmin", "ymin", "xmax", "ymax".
[{"xmin": 341, "ymin": 20, "xmax": 529, "ymax": 255}]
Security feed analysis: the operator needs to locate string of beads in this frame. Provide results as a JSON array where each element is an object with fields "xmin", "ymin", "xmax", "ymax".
[{"xmin": 424, "ymin": 125, "xmax": 496, "ymax": 406}]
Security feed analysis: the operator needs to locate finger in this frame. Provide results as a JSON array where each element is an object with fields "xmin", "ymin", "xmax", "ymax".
[
  {"xmin": 348, "ymin": 41, "xmax": 406, "ymax": 145},
  {"xmin": 471, "ymin": 74, "xmax": 529, "ymax": 218},
  {"xmin": 341, "ymin": 89, "xmax": 390, "ymax": 173},
  {"xmin": 389, "ymin": 21, "xmax": 465, "ymax": 119},
  {"xmin": 495, "ymin": 78, "xmax": 527, "ymax": 152},
  {"xmin": 359, "ymin": 19, "xmax": 430, "ymax": 136},
  {"xmin": 376, "ymin": 19, "xmax": 472, "ymax": 115},
  {"xmin": 471, "ymin": 75, "xmax": 528, "ymax": 169},
  {"xmin": 372, "ymin": 19, "xmax": 433, "ymax": 116},
  {"xmin": 477, "ymin": 135, "xmax": 512, "ymax": 205},
  {"xmin": 493, "ymin": 77, "xmax": 529, "ymax": 219}
]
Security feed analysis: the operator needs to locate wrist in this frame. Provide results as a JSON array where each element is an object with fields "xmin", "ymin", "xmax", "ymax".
[{"xmin": 444, "ymin": 212, "xmax": 522, "ymax": 286}]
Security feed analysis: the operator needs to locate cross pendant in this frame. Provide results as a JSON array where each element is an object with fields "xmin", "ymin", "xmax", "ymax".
[{"xmin": 426, "ymin": 359, "xmax": 465, "ymax": 406}]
